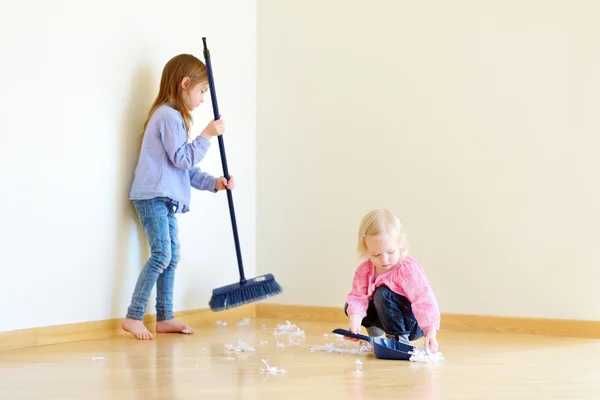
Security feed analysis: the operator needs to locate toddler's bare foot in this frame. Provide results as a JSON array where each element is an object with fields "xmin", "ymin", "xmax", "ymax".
[
  {"xmin": 122, "ymin": 318, "xmax": 153, "ymax": 340},
  {"xmin": 156, "ymin": 319, "xmax": 194, "ymax": 334}
]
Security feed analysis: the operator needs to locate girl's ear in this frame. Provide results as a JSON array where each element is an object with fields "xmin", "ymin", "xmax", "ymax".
[{"xmin": 180, "ymin": 76, "xmax": 191, "ymax": 89}]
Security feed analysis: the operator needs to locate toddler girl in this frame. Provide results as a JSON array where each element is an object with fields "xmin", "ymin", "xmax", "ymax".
[{"xmin": 344, "ymin": 209, "xmax": 440, "ymax": 353}]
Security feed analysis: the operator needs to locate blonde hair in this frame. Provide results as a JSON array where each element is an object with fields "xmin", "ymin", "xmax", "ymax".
[
  {"xmin": 357, "ymin": 209, "xmax": 409, "ymax": 260},
  {"xmin": 140, "ymin": 54, "xmax": 208, "ymax": 144}
]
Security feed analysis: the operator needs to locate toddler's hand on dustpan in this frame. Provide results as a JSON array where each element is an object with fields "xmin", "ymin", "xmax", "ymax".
[
  {"xmin": 424, "ymin": 330, "xmax": 438, "ymax": 353},
  {"xmin": 345, "ymin": 314, "xmax": 362, "ymax": 342}
]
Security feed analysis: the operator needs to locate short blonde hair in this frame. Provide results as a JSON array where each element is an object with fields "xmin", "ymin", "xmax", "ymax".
[{"xmin": 357, "ymin": 209, "xmax": 409, "ymax": 260}]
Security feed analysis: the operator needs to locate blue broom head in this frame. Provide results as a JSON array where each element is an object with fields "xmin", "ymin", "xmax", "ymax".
[{"xmin": 209, "ymin": 274, "xmax": 282, "ymax": 312}]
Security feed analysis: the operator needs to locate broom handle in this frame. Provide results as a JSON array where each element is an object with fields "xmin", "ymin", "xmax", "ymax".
[{"xmin": 202, "ymin": 37, "xmax": 246, "ymax": 284}]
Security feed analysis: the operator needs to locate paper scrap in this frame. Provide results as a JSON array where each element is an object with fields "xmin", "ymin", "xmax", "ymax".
[
  {"xmin": 408, "ymin": 347, "xmax": 444, "ymax": 364},
  {"xmin": 259, "ymin": 358, "xmax": 285, "ymax": 374},
  {"xmin": 273, "ymin": 321, "xmax": 306, "ymax": 338},
  {"xmin": 288, "ymin": 328, "xmax": 305, "ymax": 338},
  {"xmin": 225, "ymin": 339, "xmax": 256, "ymax": 352},
  {"xmin": 274, "ymin": 320, "xmax": 297, "ymax": 332},
  {"xmin": 350, "ymin": 358, "xmax": 363, "ymax": 375},
  {"xmin": 309, "ymin": 342, "xmax": 372, "ymax": 355}
]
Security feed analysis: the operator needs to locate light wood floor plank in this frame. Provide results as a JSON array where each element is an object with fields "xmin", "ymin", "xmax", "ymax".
[{"xmin": 0, "ymin": 317, "xmax": 599, "ymax": 399}]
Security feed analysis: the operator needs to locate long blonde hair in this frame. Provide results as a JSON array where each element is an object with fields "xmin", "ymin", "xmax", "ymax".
[
  {"xmin": 140, "ymin": 54, "xmax": 208, "ymax": 144},
  {"xmin": 357, "ymin": 209, "xmax": 409, "ymax": 261}
]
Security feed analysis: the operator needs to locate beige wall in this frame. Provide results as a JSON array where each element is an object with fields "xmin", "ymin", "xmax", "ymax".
[
  {"xmin": 0, "ymin": 0, "xmax": 256, "ymax": 331},
  {"xmin": 257, "ymin": 1, "xmax": 600, "ymax": 320}
]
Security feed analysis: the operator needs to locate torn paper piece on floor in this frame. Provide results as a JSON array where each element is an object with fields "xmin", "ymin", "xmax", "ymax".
[
  {"xmin": 237, "ymin": 318, "xmax": 251, "ymax": 327},
  {"xmin": 260, "ymin": 341, "xmax": 269, "ymax": 345},
  {"xmin": 216, "ymin": 320, "xmax": 228, "ymax": 327},
  {"xmin": 309, "ymin": 342, "xmax": 372, "ymax": 355},
  {"xmin": 274, "ymin": 320, "xmax": 297, "ymax": 332},
  {"xmin": 408, "ymin": 347, "xmax": 444, "ymax": 364},
  {"xmin": 273, "ymin": 320, "xmax": 304, "ymax": 336},
  {"xmin": 276, "ymin": 342, "xmax": 286, "ymax": 349},
  {"xmin": 355, "ymin": 359, "xmax": 363, "ymax": 370},
  {"xmin": 259, "ymin": 359, "xmax": 286, "ymax": 374},
  {"xmin": 225, "ymin": 340, "xmax": 256, "ymax": 352},
  {"xmin": 350, "ymin": 358, "xmax": 363, "ymax": 375},
  {"xmin": 287, "ymin": 328, "xmax": 305, "ymax": 338}
]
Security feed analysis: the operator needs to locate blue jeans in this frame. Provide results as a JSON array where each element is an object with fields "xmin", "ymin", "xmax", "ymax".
[
  {"xmin": 126, "ymin": 198, "xmax": 180, "ymax": 321},
  {"xmin": 344, "ymin": 285, "xmax": 424, "ymax": 341}
]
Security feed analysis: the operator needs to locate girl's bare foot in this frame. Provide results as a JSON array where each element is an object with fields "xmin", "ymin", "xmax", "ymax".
[
  {"xmin": 122, "ymin": 319, "xmax": 153, "ymax": 340},
  {"xmin": 156, "ymin": 319, "xmax": 194, "ymax": 334}
]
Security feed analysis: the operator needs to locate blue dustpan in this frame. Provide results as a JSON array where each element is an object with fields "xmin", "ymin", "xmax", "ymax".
[{"xmin": 332, "ymin": 328, "xmax": 415, "ymax": 361}]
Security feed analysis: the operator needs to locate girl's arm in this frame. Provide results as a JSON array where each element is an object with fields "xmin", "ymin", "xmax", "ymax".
[
  {"xmin": 346, "ymin": 265, "xmax": 370, "ymax": 319},
  {"xmin": 398, "ymin": 260, "xmax": 441, "ymax": 334},
  {"xmin": 189, "ymin": 167, "xmax": 218, "ymax": 192},
  {"xmin": 160, "ymin": 115, "xmax": 211, "ymax": 170}
]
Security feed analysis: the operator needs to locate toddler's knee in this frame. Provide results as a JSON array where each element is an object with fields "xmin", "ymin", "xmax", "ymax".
[
  {"xmin": 374, "ymin": 285, "xmax": 412, "ymax": 314},
  {"xmin": 373, "ymin": 285, "xmax": 394, "ymax": 304}
]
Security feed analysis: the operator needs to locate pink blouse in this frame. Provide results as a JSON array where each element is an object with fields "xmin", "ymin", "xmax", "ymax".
[{"xmin": 346, "ymin": 256, "xmax": 440, "ymax": 333}]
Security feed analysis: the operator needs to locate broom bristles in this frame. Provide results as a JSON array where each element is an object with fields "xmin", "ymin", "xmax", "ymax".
[{"xmin": 209, "ymin": 274, "xmax": 282, "ymax": 311}]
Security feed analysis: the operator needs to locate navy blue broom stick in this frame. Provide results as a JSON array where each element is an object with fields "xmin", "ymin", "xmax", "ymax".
[{"xmin": 202, "ymin": 37, "xmax": 246, "ymax": 284}]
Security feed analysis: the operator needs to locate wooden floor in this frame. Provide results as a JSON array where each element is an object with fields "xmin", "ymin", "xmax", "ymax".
[{"xmin": 1, "ymin": 318, "xmax": 599, "ymax": 399}]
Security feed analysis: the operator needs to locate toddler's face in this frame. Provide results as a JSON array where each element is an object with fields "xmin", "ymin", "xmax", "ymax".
[{"xmin": 365, "ymin": 234, "xmax": 401, "ymax": 271}]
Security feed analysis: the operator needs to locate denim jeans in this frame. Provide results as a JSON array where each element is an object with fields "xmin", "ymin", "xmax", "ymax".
[
  {"xmin": 344, "ymin": 285, "xmax": 424, "ymax": 341},
  {"xmin": 126, "ymin": 198, "xmax": 180, "ymax": 321}
]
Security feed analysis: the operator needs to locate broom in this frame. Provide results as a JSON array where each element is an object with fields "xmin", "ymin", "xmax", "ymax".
[{"xmin": 202, "ymin": 37, "xmax": 282, "ymax": 311}]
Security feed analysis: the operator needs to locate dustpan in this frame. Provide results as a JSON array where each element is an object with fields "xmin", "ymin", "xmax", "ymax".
[{"xmin": 332, "ymin": 328, "xmax": 415, "ymax": 361}]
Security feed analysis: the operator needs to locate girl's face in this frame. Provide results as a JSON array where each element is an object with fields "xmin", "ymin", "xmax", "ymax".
[
  {"xmin": 365, "ymin": 234, "xmax": 401, "ymax": 271},
  {"xmin": 182, "ymin": 78, "xmax": 208, "ymax": 111}
]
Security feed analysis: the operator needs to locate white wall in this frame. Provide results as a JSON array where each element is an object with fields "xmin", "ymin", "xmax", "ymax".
[
  {"xmin": 257, "ymin": 1, "xmax": 600, "ymax": 321},
  {"xmin": 0, "ymin": 0, "xmax": 256, "ymax": 332}
]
